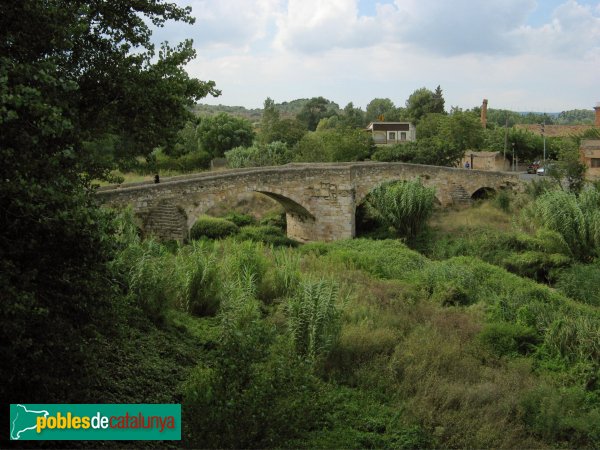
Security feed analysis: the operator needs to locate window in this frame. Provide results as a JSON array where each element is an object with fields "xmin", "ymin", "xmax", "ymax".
[
  {"xmin": 400, "ymin": 132, "xmax": 407, "ymax": 141},
  {"xmin": 592, "ymin": 158, "xmax": 600, "ymax": 168},
  {"xmin": 388, "ymin": 131, "xmax": 396, "ymax": 142}
]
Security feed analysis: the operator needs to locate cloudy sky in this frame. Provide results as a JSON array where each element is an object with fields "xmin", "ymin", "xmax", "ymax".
[{"xmin": 152, "ymin": 0, "xmax": 600, "ymax": 112}]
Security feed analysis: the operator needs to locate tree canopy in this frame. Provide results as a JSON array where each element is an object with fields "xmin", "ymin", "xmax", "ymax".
[
  {"xmin": 197, "ymin": 113, "xmax": 255, "ymax": 158},
  {"xmin": 0, "ymin": 0, "xmax": 218, "ymax": 404}
]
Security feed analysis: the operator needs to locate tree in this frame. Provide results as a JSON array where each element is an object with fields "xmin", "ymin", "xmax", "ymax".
[
  {"xmin": 258, "ymin": 97, "xmax": 280, "ymax": 144},
  {"xmin": 197, "ymin": 113, "xmax": 255, "ymax": 158},
  {"xmin": 341, "ymin": 102, "xmax": 367, "ymax": 128},
  {"xmin": 366, "ymin": 98, "xmax": 397, "ymax": 123},
  {"xmin": 296, "ymin": 96, "xmax": 339, "ymax": 131},
  {"xmin": 405, "ymin": 87, "xmax": 446, "ymax": 123},
  {"xmin": 0, "ymin": 0, "xmax": 218, "ymax": 404},
  {"xmin": 295, "ymin": 129, "xmax": 374, "ymax": 162}
]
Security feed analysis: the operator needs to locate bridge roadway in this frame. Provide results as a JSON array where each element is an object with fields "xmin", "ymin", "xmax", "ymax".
[{"xmin": 97, "ymin": 162, "xmax": 522, "ymax": 242}]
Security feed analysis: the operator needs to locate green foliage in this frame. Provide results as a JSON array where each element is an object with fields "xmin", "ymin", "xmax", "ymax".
[
  {"xmin": 365, "ymin": 98, "xmax": 405, "ymax": 123},
  {"xmin": 365, "ymin": 179, "xmax": 436, "ymax": 238},
  {"xmin": 494, "ymin": 189, "xmax": 512, "ymax": 212},
  {"xmin": 555, "ymin": 261, "xmax": 600, "ymax": 306},
  {"xmin": 296, "ymin": 96, "xmax": 340, "ymax": 131},
  {"xmin": 190, "ymin": 216, "xmax": 239, "ymax": 240},
  {"xmin": 184, "ymin": 279, "xmax": 326, "ymax": 448},
  {"xmin": 286, "ymin": 279, "xmax": 341, "ymax": 362},
  {"xmin": 405, "ymin": 86, "xmax": 446, "ymax": 122},
  {"xmin": 478, "ymin": 322, "xmax": 539, "ymax": 356},
  {"xmin": 294, "ymin": 128, "xmax": 374, "ymax": 162},
  {"xmin": 302, "ymin": 238, "xmax": 427, "ymax": 280},
  {"xmin": 1, "ymin": 0, "xmax": 218, "ymax": 404},
  {"xmin": 197, "ymin": 112, "xmax": 255, "ymax": 158},
  {"xmin": 484, "ymin": 127, "xmax": 543, "ymax": 162},
  {"xmin": 174, "ymin": 241, "xmax": 220, "ymax": 316},
  {"xmin": 259, "ymin": 97, "xmax": 308, "ymax": 145},
  {"xmin": 556, "ymin": 109, "xmax": 596, "ymax": 125},
  {"xmin": 529, "ymin": 188, "xmax": 600, "ymax": 261},
  {"xmin": 520, "ymin": 385, "xmax": 600, "ymax": 446},
  {"xmin": 126, "ymin": 241, "xmax": 176, "ymax": 323},
  {"xmin": 237, "ymin": 225, "xmax": 298, "ymax": 247},
  {"xmin": 224, "ymin": 212, "xmax": 256, "ymax": 227},
  {"xmin": 260, "ymin": 210, "xmax": 287, "ymax": 230},
  {"xmin": 225, "ymin": 141, "xmax": 292, "ymax": 168}
]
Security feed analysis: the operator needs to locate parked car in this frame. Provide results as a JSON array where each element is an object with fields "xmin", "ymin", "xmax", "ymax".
[
  {"xmin": 527, "ymin": 160, "xmax": 541, "ymax": 174},
  {"xmin": 537, "ymin": 162, "xmax": 555, "ymax": 176}
]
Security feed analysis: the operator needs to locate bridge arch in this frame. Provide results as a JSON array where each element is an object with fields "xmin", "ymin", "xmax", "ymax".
[
  {"xmin": 470, "ymin": 186, "xmax": 497, "ymax": 200},
  {"xmin": 182, "ymin": 186, "xmax": 317, "ymax": 243}
]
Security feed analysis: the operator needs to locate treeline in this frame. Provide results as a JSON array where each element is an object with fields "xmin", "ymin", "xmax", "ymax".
[
  {"xmin": 196, "ymin": 99, "xmax": 596, "ymax": 127},
  {"xmin": 150, "ymin": 89, "xmax": 597, "ymax": 191}
]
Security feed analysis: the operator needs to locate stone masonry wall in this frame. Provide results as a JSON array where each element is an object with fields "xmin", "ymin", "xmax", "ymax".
[{"xmin": 97, "ymin": 162, "xmax": 522, "ymax": 242}]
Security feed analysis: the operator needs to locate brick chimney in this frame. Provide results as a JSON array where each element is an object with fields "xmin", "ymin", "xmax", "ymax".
[
  {"xmin": 481, "ymin": 99, "xmax": 488, "ymax": 128},
  {"xmin": 595, "ymin": 102, "xmax": 600, "ymax": 127}
]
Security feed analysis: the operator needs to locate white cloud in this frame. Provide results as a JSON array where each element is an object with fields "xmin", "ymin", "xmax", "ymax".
[
  {"xmin": 157, "ymin": 0, "xmax": 600, "ymax": 111},
  {"xmin": 515, "ymin": 0, "xmax": 600, "ymax": 57},
  {"xmin": 273, "ymin": 0, "xmax": 381, "ymax": 52}
]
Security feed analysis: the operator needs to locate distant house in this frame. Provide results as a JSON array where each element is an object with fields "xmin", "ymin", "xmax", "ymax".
[
  {"xmin": 580, "ymin": 140, "xmax": 600, "ymax": 179},
  {"xmin": 459, "ymin": 151, "xmax": 510, "ymax": 172},
  {"xmin": 366, "ymin": 122, "xmax": 416, "ymax": 145}
]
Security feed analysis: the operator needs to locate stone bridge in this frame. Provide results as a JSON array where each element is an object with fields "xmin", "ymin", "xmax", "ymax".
[{"xmin": 97, "ymin": 162, "xmax": 522, "ymax": 242}]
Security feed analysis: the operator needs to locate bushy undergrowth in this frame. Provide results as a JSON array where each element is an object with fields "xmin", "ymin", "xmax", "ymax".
[
  {"xmin": 237, "ymin": 224, "xmax": 298, "ymax": 247},
  {"xmin": 426, "ymin": 228, "xmax": 572, "ymax": 282},
  {"xmin": 106, "ymin": 208, "xmax": 600, "ymax": 449},
  {"xmin": 555, "ymin": 261, "xmax": 600, "ymax": 306},
  {"xmin": 190, "ymin": 215, "xmax": 239, "ymax": 240},
  {"xmin": 364, "ymin": 178, "xmax": 436, "ymax": 239},
  {"xmin": 524, "ymin": 187, "xmax": 600, "ymax": 261}
]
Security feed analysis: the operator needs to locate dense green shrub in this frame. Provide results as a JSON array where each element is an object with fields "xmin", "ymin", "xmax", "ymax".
[
  {"xmin": 519, "ymin": 385, "xmax": 600, "ymax": 447},
  {"xmin": 259, "ymin": 210, "xmax": 287, "ymax": 230},
  {"xmin": 184, "ymin": 282, "xmax": 326, "ymax": 448},
  {"xmin": 528, "ymin": 188, "xmax": 600, "ymax": 261},
  {"xmin": 307, "ymin": 239, "xmax": 427, "ymax": 280},
  {"xmin": 225, "ymin": 141, "xmax": 292, "ymax": 168},
  {"xmin": 237, "ymin": 225, "xmax": 298, "ymax": 247},
  {"xmin": 478, "ymin": 322, "xmax": 539, "ymax": 356},
  {"xmin": 555, "ymin": 261, "xmax": 600, "ymax": 306},
  {"xmin": 365, "ymin": 178, "xmax": 436, "ymax": 239},
  {"xmin": 224, "ymin": 212, "xmax": 255, "ymax": 227},
  {"xmin": 190, "ymin": 216, "xmax": 239, "ymax": 240},
  {"xmin": 494, "ymin": 189, "xmax": 512, "ymax": 212}
]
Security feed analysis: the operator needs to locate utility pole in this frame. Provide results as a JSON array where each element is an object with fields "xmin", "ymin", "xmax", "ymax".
[
  {"xmin": 541, "ymin": 121, "xmax": 546, "ymax": 162},
  {"xmin": 511, "ymin": 142, "xmax": 515, "ymax": 172},
  {"xmin": 503, "ymin": 114, "xmax": 508, "ymax": 169}
]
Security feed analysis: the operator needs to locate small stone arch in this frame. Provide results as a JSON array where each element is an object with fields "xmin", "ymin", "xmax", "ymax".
[{"xmin": 470, "ymin": 187, "xmax": 497, "ymax": 200}]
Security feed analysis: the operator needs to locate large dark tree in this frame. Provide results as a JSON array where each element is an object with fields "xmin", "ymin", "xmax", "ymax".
[{"xmin": 0, "ymin": 0, "xmax": 218, "ymax": 404}]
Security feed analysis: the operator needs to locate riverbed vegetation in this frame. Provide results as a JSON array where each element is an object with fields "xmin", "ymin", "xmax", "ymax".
[{"xmin": 81, "ymin": 183, "xmax": 600, "ymax": 448}]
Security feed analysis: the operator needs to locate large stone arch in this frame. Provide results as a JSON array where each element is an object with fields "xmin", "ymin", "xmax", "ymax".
[{"xmin": 182, "ymin": 185, "xmax": 317, "ymax": 242}]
